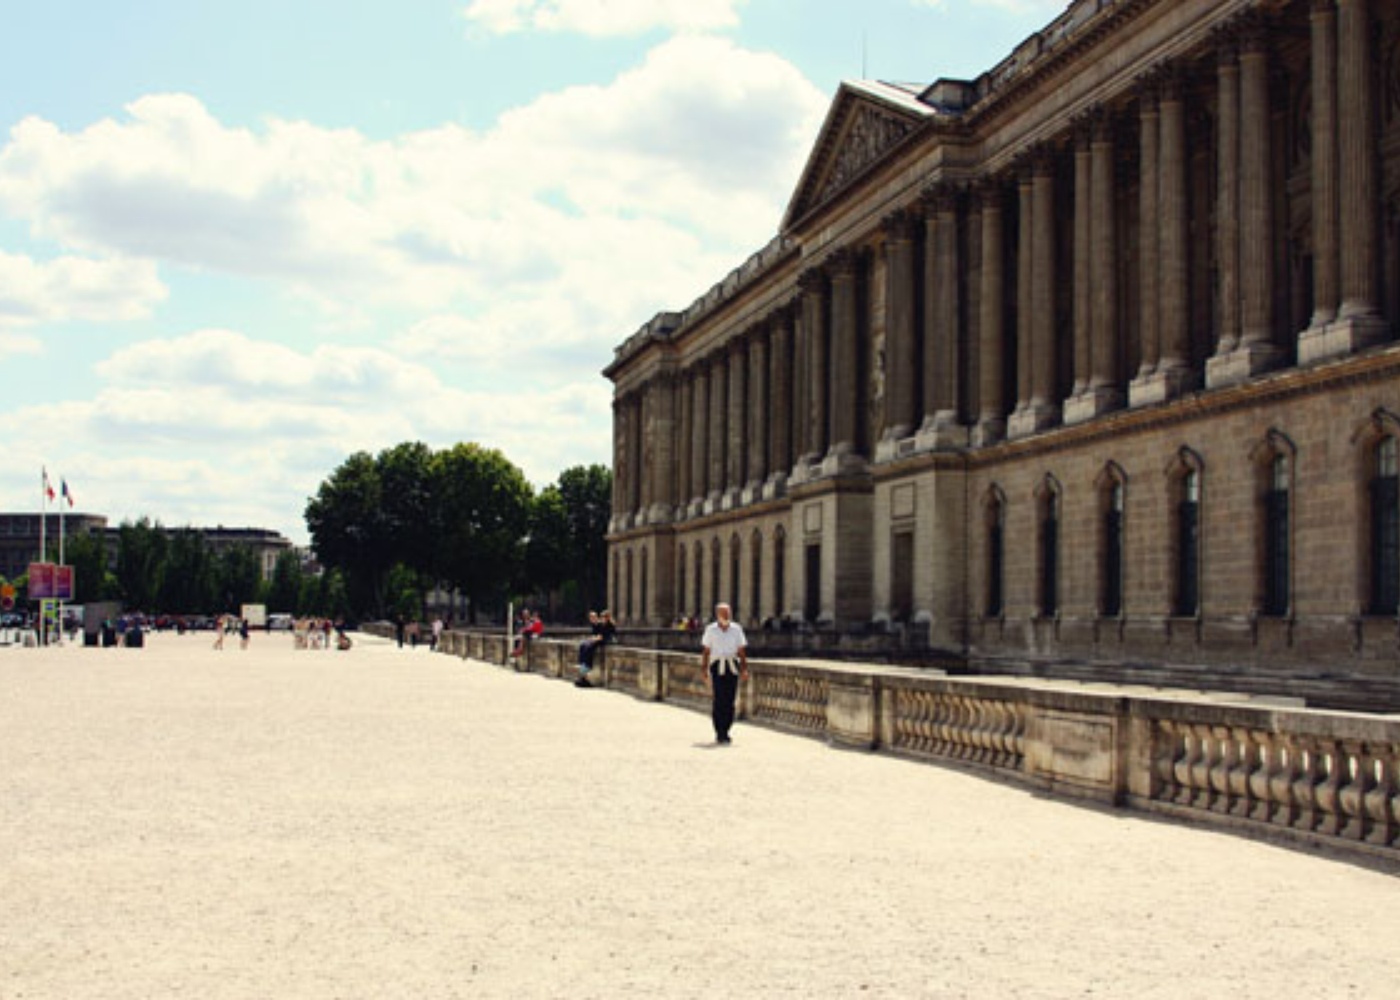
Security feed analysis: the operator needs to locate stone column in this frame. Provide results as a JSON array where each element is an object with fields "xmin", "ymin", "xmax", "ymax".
[
  {"xmin": 690, "ymin": 363, "xmax": 708, "ymax": 508},
  {"xmin": 645, "ymin": 375, "xmax": 676, "ymax": 522},
  {"xmin": 1136, "ymin": 69, "xmax": 1198, "ymax": 404},
  {"xmin": 1010, "ymin": 150, "xmax": 1060, "ymax": 436},
  {"xmin": 1130, "ymin": 83, "xmax": 1161, "ymax": 405},
  {"xmin": 880, "ymin": 212, "xmax": 919, "ymax": 448},
  {"xmin": 769, "ymin": 309, "xmax": 793, "ymax": 487},
  {"xmin": 1213, "ymin": 35, "xmax": 1242, "ymax": 360},
  {"xmin": 1070, "ymin": 112, "xmax": 1125, "ymax": 424},
  {"xmin": 708, "ymin": 351, "xmax": 727, "ymax": 504},
  {"xmin": 800, "ymin": 268, "xmax": 829, "ymax": 465},
  {"xmin": 1208, "ymin": 17, "xmax": 1285, "ymax": 385},
  {"xmin": 628, "ymin": 392, "xmax": 643, "ymax": 518},
  {"xmin": 1071, "ymin": 126, "xmax": 1093, "ymax": 402},
  {"xmin": 747, "ymin": 327, "xmax": 769, "ymax": 492},
  {"xmin": 726, "ymin": 339, "xmax": 747, "ymax": 504},
  {"xmin": 1328, "ymin": 0, "xmax": 1388, "ymax": 351},
  {"xmin": 973, "ymin": 179, "xmax": 1006, "ymax": 446},
  {"xmin": 1012, "ymin": 167, "xmax": 1035, "ymax": 423},
  {"xmin": 675, "ymin": 373, "xmax": 691, "ymax": 512},
  {"xmin": 611, "ymin": 395, "xmax": 625, "ymax": 523},
  {"xmin": 827, "ymin": 249, "xmax": 862, "ymax": 467},
  {"xmin": 919, "ymin": 186, "xmax": 965, "ymax": 448},
  {"xmin": 1307, "ymin": 0, "xmax": 1340, "ymax": 332}
]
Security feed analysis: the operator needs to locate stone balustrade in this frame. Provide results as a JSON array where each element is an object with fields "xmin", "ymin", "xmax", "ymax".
[{"xmin": 415, "ymin": 628, "xmax": 1400, "ymax": 863}]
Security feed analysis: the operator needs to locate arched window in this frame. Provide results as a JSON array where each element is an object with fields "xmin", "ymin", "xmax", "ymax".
[
  {"xmin": 1372, "ymin": 435, "xmax": 1399, "ymax": 616},
  {"xmin": 1177, "ymin": 468, "xmax": 1202, "ymax": 616},
  {"xmin": 676, "ymin": 545, "xmax": 687, "ymax": 623},
  {"xmin": 773, "ymin": 527, "xmax": 787, "ymax": 620},
  {"xmin": 1263, "ymin": 452, "xmax": 1291, "ymax": 617},
  {"xmin": 1036, "ymin": 478, "xmax": 1061, "ymax": 618},
  {"xmin": 1103, "ymin": 480, "xmax": 1125, "ymax": 617},
  {"xmin": 985, "ymin": 487, "xmax": 1006, "ymax": 618},
  {"xmin": 729, "ymin": 534, "xmax": 742, "ymax": 622},
  {"xmin": 751, "ymin": 529, "xmax": 764, "ymax": 625},
  {"xmin": 693, "ymin": 541, "xmax": 704, "ymax": 620}
]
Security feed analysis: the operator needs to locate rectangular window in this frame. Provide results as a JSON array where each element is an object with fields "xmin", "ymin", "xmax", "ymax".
[
  {"xmin": 804, "ymin": 543, "xmax": 821, "ymax": 623},
  {"xmin": 891, "ymin": 531, "xmax": 914, "ymax": 622}
]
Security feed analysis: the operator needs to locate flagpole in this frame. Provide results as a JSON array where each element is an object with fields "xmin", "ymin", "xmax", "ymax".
[{"xmin": 39, "ymin": 467, "xmax": 47, "ymax": 564}]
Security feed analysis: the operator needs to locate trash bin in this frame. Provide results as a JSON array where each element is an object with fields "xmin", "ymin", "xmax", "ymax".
[
  {"xmin": 102, "ymin": 625, "xmax": 116, "ymax": 647},
  {"xmin": 126, "ymin": 628, "xmax": 145, "ymax": 649}
]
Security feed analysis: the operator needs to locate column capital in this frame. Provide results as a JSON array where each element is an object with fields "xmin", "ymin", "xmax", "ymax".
[
  {"xmin": 972, "ymin": 174, "xmax": 1007, "ymax": 207},
  {"xmin": 921, "ymin": 181, "xmax": 960, "ymax": 215},
  {"xmin": 825, "ymin": 246, "xmax": 862, "ymax": 279},
  {"xmin": 881, "ymin": 208, "xmax": 920, "ymax": 244},
  {"xmin": 798, "ymin": 267, "xmax": 827, "ymax": 294},
  {"xmin": 1235, "ymin": 9, "xmax": 1273, "ymax": 55}
]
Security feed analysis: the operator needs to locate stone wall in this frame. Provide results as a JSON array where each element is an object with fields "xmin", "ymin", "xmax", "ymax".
[{"xmin": 435, "ymin": 630, "xmax": 1400, "ymax": 866}]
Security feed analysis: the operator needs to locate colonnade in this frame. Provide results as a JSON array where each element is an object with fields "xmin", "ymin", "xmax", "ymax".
[{"xmin": 611, "ymin": 0, "xmax": 1394, "ymax": 531}]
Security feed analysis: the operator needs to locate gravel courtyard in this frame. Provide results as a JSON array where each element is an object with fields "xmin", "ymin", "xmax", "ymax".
[{"xmin": 2, "ymin": 632, "xmax": 1398, "ymax": 999}]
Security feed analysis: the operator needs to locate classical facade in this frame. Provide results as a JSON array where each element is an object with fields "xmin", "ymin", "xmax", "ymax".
[{"xmin": 605, "ymin": 0, "xmax": 1400, "ymax": 676}]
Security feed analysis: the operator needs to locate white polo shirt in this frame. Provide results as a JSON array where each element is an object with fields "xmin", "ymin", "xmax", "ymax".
[{"xmin": 702, "ymin": 620, "xmax": 747, "ymax": 673}]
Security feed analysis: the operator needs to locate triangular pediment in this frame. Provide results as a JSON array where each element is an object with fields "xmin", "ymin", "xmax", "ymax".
[{"xmin": 782, "ymin": 81, "xmax": 937, "ymax": 231}]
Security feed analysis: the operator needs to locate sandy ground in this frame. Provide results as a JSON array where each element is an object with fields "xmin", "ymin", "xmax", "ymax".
[{"xmin": 2, "ymin": 632, "xmax": 1398, "ymax": 1000}]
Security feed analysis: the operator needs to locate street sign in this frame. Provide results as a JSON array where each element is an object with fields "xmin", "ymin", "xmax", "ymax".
[
  {"xmin": 28, "ymin": 562, "xmax": 56, "ymax": 599},
  {"xmin": 0, "ymin": 582, "xmax": 14, "ymax": 611}
]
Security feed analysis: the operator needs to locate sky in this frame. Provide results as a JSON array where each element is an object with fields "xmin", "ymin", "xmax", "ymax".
[{"xmin": 0, "ymin": 0, "xmax": 1067, "ymax": 547}]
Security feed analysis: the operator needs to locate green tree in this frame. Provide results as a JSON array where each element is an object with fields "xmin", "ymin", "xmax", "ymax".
[
  {"xmin": 266, "ymin": 549, "xmax": 304, "ymax": 613},
  {"xmin": 305, "ymin": 451, "xmax": 394, "ymax": 617},
  {"xmin": 64, "ymin": 529, "xmax": 115, "ymax": 604},
  {"xmin": 524, "ymin": 486, "xmax": 571, "ymax": 616},
  {"xmin": 159, "ymin": 529, "xmax": 217, "ymax": 613},
  {"xmin": 215, "ymin": 544, "xmax": 263, "ymax": 611},
  {"xmin": 115, "ymin": 518, "xmax": 168, "ymax": 610},
  {"xmin": 377, "ymin": 441, "xmax": 437, "ymax": 602},
  {"xmin": 555, "ymin": 464, "xmax": 612, "ymax": 613},
  {"xmin": 432, "ymin": 443, "xmax": 532, "ymax": 622}
]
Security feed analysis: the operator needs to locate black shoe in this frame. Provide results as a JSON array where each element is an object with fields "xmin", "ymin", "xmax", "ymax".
[
  {"xmin": 575, "ymin": 677, "xmax": 592, "ymax": 688},
  {"xmin": 717, "ymin": 734, "xmax": 731, "ymax": 744}
]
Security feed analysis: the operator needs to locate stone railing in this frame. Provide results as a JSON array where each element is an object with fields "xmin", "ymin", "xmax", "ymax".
[{"xmin": 426, "ymin": 631, "xmax": 1400, "ymax": 864}]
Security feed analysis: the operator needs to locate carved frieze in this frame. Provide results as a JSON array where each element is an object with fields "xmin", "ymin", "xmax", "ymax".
[{"xmin": 816, "ymin": 105, "xmax": 918, "ymax": 206}]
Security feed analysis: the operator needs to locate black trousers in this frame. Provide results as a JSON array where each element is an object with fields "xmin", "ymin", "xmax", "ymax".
[{"xmin": 709, "ymin": 665, "xmax": 739, "ymax": 739}]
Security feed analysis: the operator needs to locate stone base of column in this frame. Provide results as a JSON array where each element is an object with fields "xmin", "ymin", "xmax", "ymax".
[
  {"xmin": 1007, "ymin": 403, "xmax": 1060, "ymax": 440},
  {"xmin": 1063, "ymin": 387, "xmax": 1124, "ymax": 426},
  {"xmin": 761, "ymin": 473, "xmax": 788, "ymax": 501},
  {"xmin": 1205, "ymin": 341, "xmax": 1285, "ymax": 389},
  {"xmin": 1297, "ymin": 313, "xmax": 1390, "ymax": 366},
  {"xmin": 874, "ymin": 431, "xmax": 916, "ymax": 464},
  {"xmin": 685, "ymin": 499, "xmax": 706, "ymax": 520},
  {"xmin": 818, "ymin": 442, "xmax": 869, "ymax": 479},
  {"xmin": 739, "ymin": 482, "xmax": 763, "ymax": 507},
  {"xmin": 915, "ymin": 411, "xmax": 969, "ymax": 452},
  {"xmin": 644, "ymin": 503, "xmax": 673, "ymax": 526},
  {"xmin": 702, "ymin": 492, "xmax": 723, "ymax": 516},
  {"xmin": 720, "ymin": 487, "xmax": 742, "ymax": 511},
  {"xmin": 969, "ymin": 417, "xmax": 1006, "ymax": 449},
  {"xmin": 1129, "ymin": 365, "xmax": 1199, "ymax": 408}
]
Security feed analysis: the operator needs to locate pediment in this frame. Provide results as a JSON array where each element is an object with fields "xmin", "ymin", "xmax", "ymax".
[{"xmin": 782, "ymin": 81, "xmax": 936, "ymax": 231}]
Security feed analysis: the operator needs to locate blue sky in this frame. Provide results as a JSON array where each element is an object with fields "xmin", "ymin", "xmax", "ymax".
[{"xmin": 1, "ymin": 0, "xmax": 1064, "ymax": 546}]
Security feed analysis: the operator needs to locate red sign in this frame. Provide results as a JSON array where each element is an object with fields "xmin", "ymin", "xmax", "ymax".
[
  {"xmin": 55, "ymin": 565, "xmax": 74, "ymax": 601},
  {"xmin": 28, "ymin": 563, "xmax": 71, "ymax": 600},
  {"xmin": 28, "ymin": 562, "xmax": 56, "ymax": 599}
]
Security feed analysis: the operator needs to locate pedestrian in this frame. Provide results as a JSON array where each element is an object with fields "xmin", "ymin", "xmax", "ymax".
[
  {"xmin": 395, "ymin": 614, "xmax": 406, "ymax": 648},
  {"xmin": 700, "ymin": 602, "xmax": 748, "ymax": 745},
  {"xmin": 239, "ymin": 617, "xmax": 250, "ymax": 650},
  {"xmin": 574, "ymin": 609, "xmax": 616, "ymax": 687},
  {"xmin": 431, "ymin": 616, "xmax": 443, "ymax": 651}
]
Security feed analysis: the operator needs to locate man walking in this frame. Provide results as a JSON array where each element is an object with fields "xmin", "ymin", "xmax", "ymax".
[{"xmin": 700, "ymin": 603, "xmax": 748, "ymax": 745}]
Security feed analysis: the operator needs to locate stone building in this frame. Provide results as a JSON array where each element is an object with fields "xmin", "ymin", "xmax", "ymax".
[{"xmin": 604, "ymin": 0, "xmax": 1400, "ymax": 677}]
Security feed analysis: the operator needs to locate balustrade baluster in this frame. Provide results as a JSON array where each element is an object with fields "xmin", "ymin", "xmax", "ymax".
[
  {"xmin": 1209, "ymin": 725, "xmax": 1235, "ymax": 814},
  {"xmin": 1249, "ymin": 732, "xmax": 1276, "ymax": 822},
  {"xmin": 1366, "ymin": 746, "xmax": 1397, "ymax": 848},
  {"xmin": 1269, "ymin": 739, "xmax": 1299, "ymax": 827},
  {"xmin": 1338, "ymin": 740, "xmax": 1373, "ymax": 842},
  {"xmin": 1315, "ymin": 740, "xmax": 1347, "ymax": 837},
  {"xmin": 1290, "ymin": 741, "xmax": 1321, "ymax": 832},
  {"xmin": 1152, "ymin": 721, "xmax": 1180, "ymax": 801},
  {"xmin": 1229, "ymin": 727, "xmax": 1255, "ymax": 818},
  {"xmin": 1173, "ymin": 724, "xmax": 1198, "ymax": 806},
  {"xmin": 1190, "ymin": 724, "xmax": 1216, "ymax": 810}
]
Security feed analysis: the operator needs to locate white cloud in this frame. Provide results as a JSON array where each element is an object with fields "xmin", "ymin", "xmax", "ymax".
[
  {"xmin": 913, "ymin": 0, "xmax": 1067, "ymax": 13},
  {"xmin": 0, "ymin": 251, "xmax": 165, "ymax": 328},
  {"xmin": 2, "ymin": 329, "xmax": 614, "ymax": 542},
  {"xmin": 462, "ymin": 0, "xmax": 745, "ymax": 37},
  {"xmin": 0, "ymin": 333, "xmax": 42, "ymax": 358},
  {"xmin": 0, "ymin": 37, "xmax": 824, "ymax": 358}
]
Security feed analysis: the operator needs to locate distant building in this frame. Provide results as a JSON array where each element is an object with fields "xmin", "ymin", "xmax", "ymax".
[
  {"xmin": 605, "ymin": 0, "xmax": 1400, "ymax": 681},
  {"xmin": 0, "ymin": 513, "xmax": 108, "ymax": 580},
  {"xmin": 0, "ymin": 513, "xmax": 293, "ymax": 582}
]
